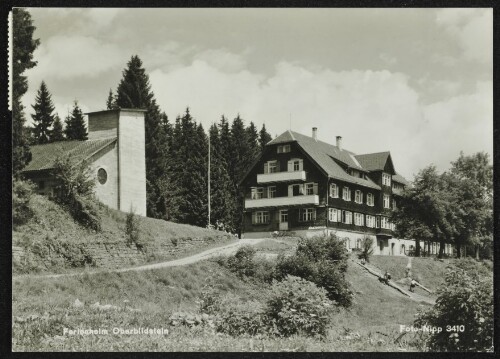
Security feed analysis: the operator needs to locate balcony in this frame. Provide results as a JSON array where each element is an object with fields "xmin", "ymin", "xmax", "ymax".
[
  {"xmin": 257, "ymin": 171, "xmax": 306, "ymax": 184},
  {"xmin": 245, "ymin": 194, "xmax": 319, "ymax": 209}
]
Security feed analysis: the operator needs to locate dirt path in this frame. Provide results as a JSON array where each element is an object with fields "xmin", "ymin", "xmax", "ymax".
[{"xmin": 15, "ymin": 237, "xmax": 267, "ymax": 280}]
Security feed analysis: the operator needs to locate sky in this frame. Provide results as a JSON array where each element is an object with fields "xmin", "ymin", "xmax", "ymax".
[{"xmin": 20, "ymin": 8, "xmax": 492, "ymax": 179}]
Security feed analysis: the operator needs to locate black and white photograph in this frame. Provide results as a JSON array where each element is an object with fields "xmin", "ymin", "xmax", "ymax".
[{"xmin": 10, "ymin": 6, "xmax": 493, "ymax": 352}]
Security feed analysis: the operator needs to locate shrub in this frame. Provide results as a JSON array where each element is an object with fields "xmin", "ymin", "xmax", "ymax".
[
  {"xmin": 226, "ymin": 245, "xmax": 256, "ymax": 279},
  {"xmin": 275, "ymin": 233, "xmax": 353, "ymax": 307},
  {"xmin": 215, "ymin": 294, "xmax": 268, "ymax": 336},
  {"xmin": 125, "ymin": 209, "xmax": 142, "ymax": 249},
  {"xmin": 358, "ymin": 235, "xmax": 374, "ymax": 262},
  {"xmin": 51, "ymin": 156, "xmax": 101, "ymax": 231},
  {"xmin": 13, "ymin": 178, "xmax": 35, "ymax": 227},
  {"xmin": 414, "ymin": 259, "xmax": 493, "ymax": 352},
  {"xmin": 265, "ymin": 276, "xmax": 333, "ymax": 337}
]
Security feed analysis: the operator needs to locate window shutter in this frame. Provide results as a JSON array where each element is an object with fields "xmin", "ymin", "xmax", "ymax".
[
  {"xmin": 299, "ymin": 184, "xmax": 304, "ymax": 195},
  {"xmin": 287, "ymin": 160, "xmax": 293, "ymax": 172},
  {"xmin": 313, "ymin": 209, "xmax": 317, "ymax": 220},
  {"xmin": 288, "ymin": 185, "xmax": 293, "ymax": 197},
  {"xmin": 276, "ymin": 161, "xmax": 280, "ymax": 172},
  {"xmin": 264, "ymin": 163, "xmax": 268, "ymax": 174},
  {"xmin": 313, "ymin": 183, "xmax": 318, "ymax": 195},
  {"xmin": 252, "ymin": 212, "xmax": 256, "ymax": 224}
]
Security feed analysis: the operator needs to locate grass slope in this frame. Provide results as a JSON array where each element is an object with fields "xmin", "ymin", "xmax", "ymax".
[
  {"xmin": 13, "ymin": 245, "xmax": 451, "ymax": 352},
  {"xmin": 13, "ymin": 194, "xmax": 233, "ymax": 273}
]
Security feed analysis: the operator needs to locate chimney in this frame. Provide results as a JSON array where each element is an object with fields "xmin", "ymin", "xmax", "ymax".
[
  {"xmin": 312, "ymin": 127, "xmax": 317, "ymax": 141},
  {"xmin": 336, "ymin": 136, "xmax": 342, "ymax": 150}
]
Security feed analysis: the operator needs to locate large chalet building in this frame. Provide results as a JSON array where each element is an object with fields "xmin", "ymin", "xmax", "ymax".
[{"xmin": 240, "ymin": 128, "xmax": 453, "ymax": 256}]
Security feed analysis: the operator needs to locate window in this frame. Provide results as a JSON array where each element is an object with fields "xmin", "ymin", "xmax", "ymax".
[
  {"xmin": 277, "ymin": 144, "xmax": 291, "ymax": 153},
  {"xmin": 97, "ymin": 168, "xmax": 107, "ymax": 185},
  {"xmin": 366, "ymin": 215, "xmax": 375, "ymax": 228},
  {"xmin": 344, "ymin": 237, "xmax": 351, "ymax": 250},
  {"xmin": 300, "ymin": 208, "xmax": 316, "ymax": 222},
  {"xmin": 382, "ymin": 173, "xmax": 392, "ymax": 186},
  {"xmin": 376, "ymin": 216, "xmax": 381, "ymax": 228},
  {"xmin": 251, "ymin": 187, "xmax": 264, "ymax": 199},
  {"xmin": 381, "ymin": 217, "xmax": 390, "ymax": 229},
  {"xmin": 383, "ymin": 194, "xmax": 390, "ymax": 208},
  {"xmin": 280, "ymin": 210, "xmax": 288, "ymax": 223},
  {"xmin": 354, "ymin": 212, "xmax": 364, "ymax": 226},
  {"xmin": 252, "ymin": 211, "xmax": 269, "ymax": 224},
  {"xmin": 367, "ymin": 193, "xmax": 374, "ymax": 206},
  {"xmin": 342, "ymin": 211, "xmax": 352, "ymax": 224},
  {"xmin": 330, "ymin": 183, "xmax": 339, "ymax": 198},
  {"xmin": 264, "ymin": 160, "xmax": 279, "ymax": 174},
  {"xmin": 392, "ymin": 199, "xmax": 397, "ymax": 209},
  {"xmin": 355, "ymin": 190, "xmax": 363, "ymax": 204},
  {"xmin": 268, "ymin": 186, "xmax": 276, "ymax": 198},
  {"xmin": 342, "ymin": 187, "xmax": 351, "ymax": 201},
  {"xmin": 329, "ymin": 208, "xmax": 341, "ymax": 222},
  {"xmin": 356, "ymin": 238, "xmax": 362, "ymax": 249},
  {"xmin": 287, "ymin": 158, "xmax": 303, "ymax": 172},
  {"xmin": 289, "ymin": 184, "xmax": 304, "ymax": 197},
  {"xmin": 305, "ymin": 182, "xmax": 318, "ymax": 195}
]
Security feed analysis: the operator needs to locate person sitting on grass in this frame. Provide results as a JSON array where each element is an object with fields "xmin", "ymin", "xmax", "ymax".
[
  {"xmin": 360, "ymin": 258, "xmax": 366, "ymax": 265},
  {"xmin": 384, "ymin": 271, "xmax": 391, "ymax": 284},
  {"xmin": 409, "ymin": 278, "xmax": 417, "ymax": 292}
]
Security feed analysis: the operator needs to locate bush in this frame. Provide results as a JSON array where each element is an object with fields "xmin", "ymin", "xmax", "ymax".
[
  {"xmin": 51, "ymin": 156, "xmax": 101, "ymax": 231},
  {"xmin": 275, "ymin": 233, "xmax": 353, "ymax": 307},
  {"xmin": 226, "ymin": 245, "xmax": 257, "ymax": 279},
  {"xmin": 358, "ymin": 235, "xmax": 374, "ymax": 262},
  {"xmin": 13, "ymin": 178, "xmax": 35, "ymax": 227},
  {"xmin": 215, "ymin": 294, "xmax": 268, "ymax": 337},
  {"xmin": 414, "ymin": 259, "xmax": 493, "ymax": 352},
  {"xmin": 125, "ymin": 209, "xmax": 142, "ymax": 249},
  {"xmin": 265, "ymin": 276, "xmax": 333, "ymax": 337}
]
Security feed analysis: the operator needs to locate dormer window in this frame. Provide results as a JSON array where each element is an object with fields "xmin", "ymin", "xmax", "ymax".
[{"xmin": 277, "ymin": 144, "xmax": 291, "ymax": 153}]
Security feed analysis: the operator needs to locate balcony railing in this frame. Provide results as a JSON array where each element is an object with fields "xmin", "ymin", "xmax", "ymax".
[
  {"xmin": 245, "ymin": 194, "xmax": 319, "ymax": 209},
  {"xmin": 257, "ymin": 171, "xmax": 306, "ymax": 184}
]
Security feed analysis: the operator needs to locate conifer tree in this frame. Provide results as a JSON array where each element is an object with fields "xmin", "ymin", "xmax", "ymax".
[
  {"xmin": 229, "ymin": 114, "xmax": 252, "ymax": 185},
  {"xmin": 106, "ymin": 89, "xmax": 117, "ymax": 110},
  {"xmin": 50, "ymin": 114, "xmax": 65, "ymax": 142},
  {"xmin": 115, "ymin": 55, "xmax": 170, "ymax": 219},
  {"xmin": 13, "ymin": 8, "xmax": 40, "ymax": 174},
  {"xmin": 31, "ymin": 81, "xmax": 55, "ymax": 144},
  {"xmin": 245, "ymin": 121, "xmax": 260, "ymax": 163},
  {"xmin": 259, "ymin": 123, "xmax": 272, "ymax": 151},
  {"xmin": 209, "ymin": 123, "xmax": 237, "ymax": 231},
  {"xmin": 64, "ymin": 101, "xmax": 88, "ymax": 140}
]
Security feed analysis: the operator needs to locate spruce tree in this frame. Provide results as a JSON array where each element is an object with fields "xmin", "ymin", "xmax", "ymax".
[
  {"xmin": 64, "ymin": 101, "xmax": 87, "ymax": 140},
  {"xmin": 12, "ymin": 8, "xmax": 40, "ymax": 174},
  {"xmin": 106, "ymin": 89, "xmax": 117, "ymax": 110},
  {"xmin": 209, "ymin": 123, "xmax": 237, "ymax": 231},
  {"xmin": 31, "ymin": 81, "xmax": 55, "ymax": 144},
  {"xmin": 115, "ymin": 55, "xmax": 170, "ymax": 219},
  {"xmin": 50, "ymin": 114, "xmax": 65, "ymax": 142},
  {"xmin": 259, "ymin": 123, "xmax": 272, "ymax": 151},
  {"xmin": 229, "ymin": 114, "xmax": 252, "ymax": 185},
  {"xmin": 245, "ymin": 121, "xmax": 260, "ymax": 163}
]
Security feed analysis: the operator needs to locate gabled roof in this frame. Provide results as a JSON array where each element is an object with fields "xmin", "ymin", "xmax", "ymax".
[
  {"xmin": 354, "ymin": 152, "xmax": 394, "ymax": 173},
  {"xmin": 22, "ymin": 137, "xmax": 117, "ymax": 173},
  {"xmin": 268, "ymin": 130, "xmax": 381, "ymax": 190},
  {"xmin": 393, "ymin": 172, "xmax": 409, "ymax": 186}
]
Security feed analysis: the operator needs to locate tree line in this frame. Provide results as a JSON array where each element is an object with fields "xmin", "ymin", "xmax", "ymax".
[{"xmin": 393, "ymin": 152, "xmax": 493, "ymax": 259}]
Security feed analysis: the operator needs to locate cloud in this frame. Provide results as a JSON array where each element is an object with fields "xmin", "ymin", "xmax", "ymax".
[
  {"xmin": 28, "ymin": 35, "xmax": 126, "ymax": 80},
  {"xmin": 435, "ymin": 9, "xmax": 492, "ymax": 65}
]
